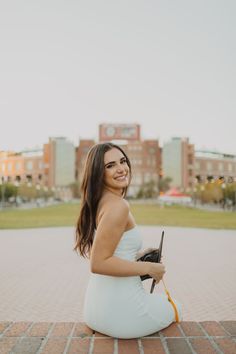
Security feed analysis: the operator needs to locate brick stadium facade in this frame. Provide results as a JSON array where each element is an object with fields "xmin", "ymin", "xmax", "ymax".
[
  {"xmin": 195, "ymin": 150, "xmax": 236, "ymax": 183},
  {"xmin": 1, "ymin": 125, "xmax": 236, "ymax": 196},
  {"xmin": 0, "ymin": 149, "xmax": 44, "ymax": 185},
  {"xmin": 75, "ymin": 124, "xmax": 162, "ymax": 196}
]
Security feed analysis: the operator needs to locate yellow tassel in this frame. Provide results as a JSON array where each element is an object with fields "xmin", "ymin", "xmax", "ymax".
[{"xmin": 162, "ymin": 279, "xmax": 180, "ymax": 323}]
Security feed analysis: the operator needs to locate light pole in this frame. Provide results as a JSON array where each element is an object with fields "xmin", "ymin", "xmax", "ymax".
[
  {"xmin": 36, "ymin": 184, "xmax": 41, "ymax": 206},
  {"xmin": 221, "ymin": 183, "xmax": 226, "ymax": 209},
  {"xmin": 234, "ymin": 188, "xmax": 236, "ymax": 211},
  {"xmin": 193, "ymin": 187, "xmax": 197, "ymax": 206},
  {"xmin": 200, "ymin": 185, "xmax": 205, "ymax": 205},
  {"xmin": 14, "ymin": 180, "xmax": 20, "ymax": 206},
  {"xmin": 43, "ymin": 186, "xmax": 48, "ymax": 204},
  {"xmin": 0, "ymin": 176, "xmax": 6, "ymax": 209}
]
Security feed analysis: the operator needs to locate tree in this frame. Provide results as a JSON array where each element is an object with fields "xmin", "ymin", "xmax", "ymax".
[
  {"xmin": 0, "ymin": 183, "xmax": 17, "ymax": 200},
  {"xmin": 136, "ymin": 180, "xmax": 158, "ymax": 199},
  {"xmin": 69, "ymin": 181, "xmax": 81, "ymax": 198},
  {"xmin": 195, "ymin": 181, "xmax": 223, "ymax": 204},
  {"xmin": 18, "ymin": 183, "xmax": 37, "ymax": 201},
  {"xmin": 224, "ymin": 182, "xmax": 236, "ymax": 207},
  {"xmin": 158, "ymin": 176, "xmax": 172, "ymax": 194}
]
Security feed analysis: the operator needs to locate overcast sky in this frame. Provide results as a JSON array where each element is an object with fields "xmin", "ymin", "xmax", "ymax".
[{"xmin": 0, "ymin": 0, "xmax": 235, "ymax": 154}]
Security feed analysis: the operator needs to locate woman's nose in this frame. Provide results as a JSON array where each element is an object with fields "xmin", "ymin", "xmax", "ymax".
[{"xmin": 116, "ymin": 164, "xmax": 125, "ymax": 173}]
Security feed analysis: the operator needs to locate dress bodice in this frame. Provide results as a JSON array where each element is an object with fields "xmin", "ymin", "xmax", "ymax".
[{"xmin": 113, "ymin": 226, "xmax": 142, "ymax": 261}]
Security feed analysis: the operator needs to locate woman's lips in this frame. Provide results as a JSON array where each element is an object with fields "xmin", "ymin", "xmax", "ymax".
[{"xmin": 115, "ymin": 175, "xmax": 128, "ymax": 181}]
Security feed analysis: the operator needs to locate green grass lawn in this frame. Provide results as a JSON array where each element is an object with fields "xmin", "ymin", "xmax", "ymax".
[{"xmin": 0, "ymin": 202, "xmax": 235, "ymax": 230}]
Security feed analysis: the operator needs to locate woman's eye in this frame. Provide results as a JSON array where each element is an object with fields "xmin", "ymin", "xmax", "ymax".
[
  {"xmin": 106, "ymin": 164, "xmax": 113, "ymax": 169},
  {"xmin": 121, "ymin": 159, "xmax": 127, "ymax": 164}
]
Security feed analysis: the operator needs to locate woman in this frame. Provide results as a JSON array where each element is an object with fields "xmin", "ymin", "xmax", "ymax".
[{"xmin": 74, "ymin": 142, "xmax": 182, "ymax": 339}]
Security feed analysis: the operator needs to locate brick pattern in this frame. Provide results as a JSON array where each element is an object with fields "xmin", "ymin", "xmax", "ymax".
[{"xmin": 0, "ymin": 321, "xmax": 235, "ymax": 354}]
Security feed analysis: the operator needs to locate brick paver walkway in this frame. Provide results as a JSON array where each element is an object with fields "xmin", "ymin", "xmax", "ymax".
[
  {"xmin": 0, "ymin": 226, "xmax": 235, "ymax": 322},
  {"xmin": 0, "ymin": 321, "xmax": 236, "ymax": 354},
  {"xmin": 1, "ymin": 226, "xmax": 236, "ymax": 353}
]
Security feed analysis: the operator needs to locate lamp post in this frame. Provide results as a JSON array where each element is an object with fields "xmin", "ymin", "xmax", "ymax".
[
  {"xmin": 36, "ymin": 184, "xmax": 41, "ymax": 206},
  {"xmin": 193, "ymin": 187, "xmax": 197, "ymax": 206},
  {"xmin": 234, "ymin": 188, "xmax": 236, "ymax": 211},
  {"xmin": 43, "ymin": 186, "xmax": 48, "ymax": 204},
  {"xmin": 14, "ymin": 180, "xmax": 20, "ymax": 206},
  {"xmin": 0, "ymin": 176, "xmax": 6, "ymax": 209},
  {"xmin": 200, "ymin": 185, "xmax": 205, "ymax": 205},
  {"xmin": 221, "ymin": 183, "xmax": 226, "ymax": 210}
]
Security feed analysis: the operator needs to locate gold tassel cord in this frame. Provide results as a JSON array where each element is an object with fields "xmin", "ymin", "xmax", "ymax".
[{"xmin": 162, "ymin": 279, "xmax": 180, "ymax": 323}]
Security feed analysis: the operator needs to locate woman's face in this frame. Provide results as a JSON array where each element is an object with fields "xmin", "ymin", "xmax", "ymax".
[{"xmin": 103, "ymin": 148, "xmax": 130, "ymax": 194}]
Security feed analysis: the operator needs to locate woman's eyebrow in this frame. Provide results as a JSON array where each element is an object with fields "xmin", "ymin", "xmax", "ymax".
[
  {"xmin": 104, "ymin": 160, "xmax": 115, "ymax": 167},
  {"xmin": 104, "ymin": 157, "xmax": 126, "ymax": 167}
]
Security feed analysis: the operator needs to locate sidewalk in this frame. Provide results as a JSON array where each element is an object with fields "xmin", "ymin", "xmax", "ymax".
[
  {"xmin": 1, "ymin": 321, "xmax": 236, "ymax": 354},
  {"xmin": 0, "ymin": 226, "xmax": 235, "ymax": 322},
  {"xmin": 0, "ymin": 226, "xmax": 235, "ymax": 353}
]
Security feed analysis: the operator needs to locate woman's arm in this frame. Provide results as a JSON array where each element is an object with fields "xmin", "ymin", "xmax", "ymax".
[{"xmin": 90, "ymin": 199, "xmax": 159, "ymax": 277}]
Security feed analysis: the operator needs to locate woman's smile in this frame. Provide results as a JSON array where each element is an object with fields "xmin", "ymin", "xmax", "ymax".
[{"xmin": 115, "ymin": 174, "xmax": 128, "ymax": 181}]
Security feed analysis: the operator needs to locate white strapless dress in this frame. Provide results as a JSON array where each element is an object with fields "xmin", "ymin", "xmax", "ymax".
[{"xmin": 83, "ymin": 226, "xmax": 182, "ymax": 339}]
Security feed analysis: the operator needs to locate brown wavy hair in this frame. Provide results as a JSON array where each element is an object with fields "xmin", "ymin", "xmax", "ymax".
[{"xmin": 74, "ymin": 142, "xmax": 132, "ymax": 257}]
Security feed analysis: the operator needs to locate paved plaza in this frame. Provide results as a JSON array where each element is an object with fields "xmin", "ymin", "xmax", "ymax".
[{"xmin": 0, "ymin": 225, "xmax": 235, "ymax": 322}]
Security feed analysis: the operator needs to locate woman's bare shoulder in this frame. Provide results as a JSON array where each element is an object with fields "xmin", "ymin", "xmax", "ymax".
[
  {"xmin": 97, "ymin": 195, "xmax": 129, "ymax": 224},
  {"xmin": 103, "ymin": 194, "xmax": 129, "ymax": 208}
]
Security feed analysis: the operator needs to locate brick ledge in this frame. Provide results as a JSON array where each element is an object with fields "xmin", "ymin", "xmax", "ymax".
[{"xmin": 0, "ymin": 321, "xmax": 235, "ymax": 353}]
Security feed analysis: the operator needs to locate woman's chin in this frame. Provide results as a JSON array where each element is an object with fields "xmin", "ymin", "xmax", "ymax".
[
  {"xmin": 115, "ymin": 178, "xmax": 129, "ymax": 186},
  {"xmin": 116, "ymin": 181, "xmax": 128, "ymax": 188}
]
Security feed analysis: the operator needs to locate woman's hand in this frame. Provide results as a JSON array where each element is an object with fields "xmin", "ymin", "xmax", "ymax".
[{"xmin": 147, "ymin": 262, "xmax": 166, "ymax": 283}]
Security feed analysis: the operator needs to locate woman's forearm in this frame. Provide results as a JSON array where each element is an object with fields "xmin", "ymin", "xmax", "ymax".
[{"xmin": 91, "ymin": 256, "xmax": 150, "ymax": 277}]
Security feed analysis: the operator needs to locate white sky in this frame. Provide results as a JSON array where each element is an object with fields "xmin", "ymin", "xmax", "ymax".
[{"xmin": 0, "ymin": 0, "xmax": 235, "ymax": 154}]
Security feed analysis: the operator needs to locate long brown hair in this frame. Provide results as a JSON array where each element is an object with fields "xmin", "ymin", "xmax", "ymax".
[{"xmin": 74, "ymin": 142, "xmax": 131, "ymax": 257}]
